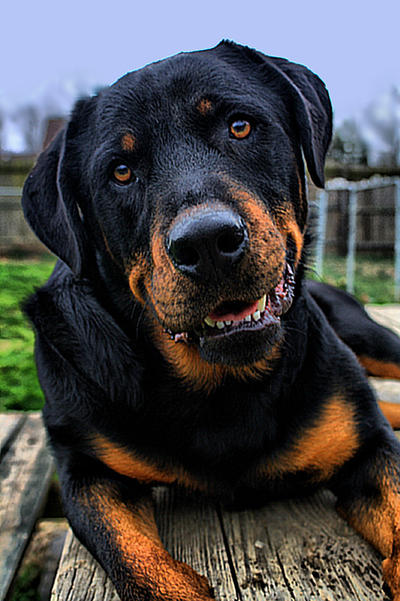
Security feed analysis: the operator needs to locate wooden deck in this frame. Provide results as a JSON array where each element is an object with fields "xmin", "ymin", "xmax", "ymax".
[{"xmin": 2, "ymin": 305, "xmax": 400, "ymax": 601}]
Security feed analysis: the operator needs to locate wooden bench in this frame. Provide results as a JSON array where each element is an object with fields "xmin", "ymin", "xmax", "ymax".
[{"xmin": 2, "ymin": 306, "xmax": 400, "ymax": 601}]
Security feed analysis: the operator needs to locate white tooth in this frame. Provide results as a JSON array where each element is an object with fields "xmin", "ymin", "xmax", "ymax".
[
  {"xmin": 204, "ymin": 316, "xmax": 216, "ymax": 327},
  {"xmin": 245, "ymin": 315, "xmax": 252, "ymax": 322},
  {"xmin": 253, "ymin": 310, "xmax": 261, "ymax": 321},
  {"xmin": 257, "ymin": 295, "xmax": 266, "ymax": 312},
  {"xmin": 216, "ymin": 321, "xmax": 225, "ymax": 329},
  {"xmin": 224, "ymin": 321, "xmax": 232, "ymax": 326}
]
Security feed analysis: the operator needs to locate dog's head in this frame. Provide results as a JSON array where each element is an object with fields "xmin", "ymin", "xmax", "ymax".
[{"xmin": 22, "ymin": 41, "xmax": 332, "ymax": 389}]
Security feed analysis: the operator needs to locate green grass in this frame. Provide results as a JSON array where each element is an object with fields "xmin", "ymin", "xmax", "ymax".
[
  {"xmin": 8, "ymin": 563, "xmax": 41, "ymax": 601},
  {"xmin": 0, "ymin": 253, "xmax": 397, "ymax": 412},
  {"xmin": 0, "ymin": 257, "xmax": 56, "ymax": 411},
  {"xmin": 310, "ymin": 253, "xmax": 396, "ymax": 304}
]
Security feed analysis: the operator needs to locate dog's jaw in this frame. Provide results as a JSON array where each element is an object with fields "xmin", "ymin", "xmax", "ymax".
[{"xmin": 163, "ymin": 262, "xmax": 295, "ymax": 355}]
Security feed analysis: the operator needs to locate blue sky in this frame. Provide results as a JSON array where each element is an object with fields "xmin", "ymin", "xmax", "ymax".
[{"xmin": 1, "ymin": 0, "xmax": 399, "ymax": 125}]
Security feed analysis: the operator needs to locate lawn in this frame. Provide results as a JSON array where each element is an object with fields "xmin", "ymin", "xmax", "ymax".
[
  {"xmin": 0, "ymin": 253, "xmax": 397, "ymax": 412},
  {"xmin": 310, "ymin": 252, "xmax": 396, "ymax": 304},
  {"xmin": 0, "ymin": 256, "xmax": 56, "ymax": 411}
]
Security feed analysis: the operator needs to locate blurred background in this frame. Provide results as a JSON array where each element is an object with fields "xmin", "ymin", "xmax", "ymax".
[{"xmin": 1, "ymin": 0, "xmax": 399, "ymax": 411}]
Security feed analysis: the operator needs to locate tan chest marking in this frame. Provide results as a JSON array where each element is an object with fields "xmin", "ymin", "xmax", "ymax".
[{"xmin": 260, "ymin": 395, "xmax": 359, "ymax": 481}]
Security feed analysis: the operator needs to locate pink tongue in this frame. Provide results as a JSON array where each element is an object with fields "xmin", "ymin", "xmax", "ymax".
[{"xmin": 209, "ymin": 300, "xmax": 258, "ymax": 322}]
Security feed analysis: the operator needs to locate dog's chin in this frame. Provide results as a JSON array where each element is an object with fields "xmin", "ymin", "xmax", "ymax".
[
  {"xmin": 160, "ymin": 263, "xmax": 295, "ymax": 367},
  {"xmin": 197, "ymin": 320, "xmax": 283, "ymax": 366}
]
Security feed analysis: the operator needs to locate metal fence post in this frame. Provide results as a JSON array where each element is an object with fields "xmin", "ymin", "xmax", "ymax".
[
  {"xmin": 346, "ymin": 186, "xmax": 358, "ymax": 294},
  {"xmin": 395, "ymin": 179, "xmax": 400, "ymax": 301},
  {"xmin": 315, "ymin": 189, "xmax": 328, "ymax": 277}
]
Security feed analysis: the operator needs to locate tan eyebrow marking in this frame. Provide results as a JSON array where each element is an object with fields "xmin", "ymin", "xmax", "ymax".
[
  {"xmin": 197, "ymin": 98, "xmax": 213, "ymax": 115},
  {"xmin": 121, "ymin": 133, "xmax": 136, "ymax": 151}
]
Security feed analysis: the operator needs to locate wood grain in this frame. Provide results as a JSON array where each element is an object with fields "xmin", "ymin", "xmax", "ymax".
[
  {"xmin": 0, "ymin": 412, "xmax": 25, "ymax": 457},
  {"xmin": 0, "ymin": 413, "xmax": 54, "ymax": 601},
  {"xmin": 52, "ymin": 487, "xmax": 391, "ymax": 601},
  {"xmin": 367, "ymin": 305, "xmax": 400, "ymax": 335},
  {"xmin": 51, "ymin": 530, "xmax": 120, "ymax": 601},
  {"xmin": 155, "ymin": 487, "xmax": 238, "ymax": 600},
  {"xmin": 219, "ymin": 489, "xmax": 388, "ymax": 600}
]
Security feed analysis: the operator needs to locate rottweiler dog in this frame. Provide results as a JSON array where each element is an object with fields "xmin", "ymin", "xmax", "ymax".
[{"xmin": 22, "ymin": 40, "xmax": 400, "ymax": 600}]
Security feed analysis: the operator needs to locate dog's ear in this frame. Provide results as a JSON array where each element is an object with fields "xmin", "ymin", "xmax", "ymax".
[
  {"xmin": 22, "ymin": 97, "xmax": 96, "ymax": 276},
  {"xmin": 216, "ymin": 41, "xmax": 332, "ymax": 188},
  {"xmin": 261, "ymin": 54, "xmax": 332, "ymax": 188}
]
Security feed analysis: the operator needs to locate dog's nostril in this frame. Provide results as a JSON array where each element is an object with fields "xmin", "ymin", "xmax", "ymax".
[
  {"xmin": 171, "ymin": 241, "xmax": 199, "ymax": 267},
  {"xmin": 217, "ymin": 228, "xmax": 245, "ymax": 255}
]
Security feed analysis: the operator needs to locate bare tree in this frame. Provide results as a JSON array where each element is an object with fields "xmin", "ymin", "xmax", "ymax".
[
  {"xmin": 0, "ymin": 107, "xmax": 4, "ymax": 156},
  {"xmin": 365, "ymin": 87, "xmax": 400, "ymax": 166},
  {"xmin": 14, "ymin": 103, "xmax": 43, "ymax": 154},
  {"xmin": 328, "ymin": 118, "xmax": 369, "ymax": 165}
]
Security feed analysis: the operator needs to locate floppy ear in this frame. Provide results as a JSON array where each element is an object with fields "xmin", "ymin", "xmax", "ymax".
[
  {"xmin": 216, "ymin": 41, "xmax": 332, "ymax": 188},
  {"xmin": 22, "ymin": 98, "xmax": 95, "ymax": 276},
  {"xmin": 262, "ymin": 54, "xmax": 332, "ymax": 188}
]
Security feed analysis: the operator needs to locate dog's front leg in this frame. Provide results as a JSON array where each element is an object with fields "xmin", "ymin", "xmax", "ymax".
[
  {"xmin": 57, "ymin": 458, "xmax": 214, "ymax": 601},
  {"xmin": 331, "ymin": 429, "xmax": 400, "ymax": 600}
]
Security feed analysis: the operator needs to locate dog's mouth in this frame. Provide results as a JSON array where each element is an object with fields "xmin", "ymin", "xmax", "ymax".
[{"xmin": 164, "ymin": 263, "xmax": 295, "ymax": 347}]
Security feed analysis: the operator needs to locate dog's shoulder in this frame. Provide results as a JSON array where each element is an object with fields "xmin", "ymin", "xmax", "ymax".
[{"xmin": 24, "ymin": 261, "xmax": 144, "ymax": 409}]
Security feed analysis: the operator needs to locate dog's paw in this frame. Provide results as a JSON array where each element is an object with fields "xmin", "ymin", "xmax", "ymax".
[{"xmin": 383, "ymin": 556, "xmax": 400, "ymax": 600}]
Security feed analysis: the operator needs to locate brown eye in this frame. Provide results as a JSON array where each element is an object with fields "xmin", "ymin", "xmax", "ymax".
[
  {"xmin": 229, "ymin": 119, "xmax": 252, "ymax": 139},
  {"xmin": 112, "ymin": 164, "xmax": 133, "ymax": 184}
]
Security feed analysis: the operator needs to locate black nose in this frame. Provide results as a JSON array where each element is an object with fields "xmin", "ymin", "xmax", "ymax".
[{"xmin": 167, "ymin": 208, "xmax": 248, "ymax": 279}]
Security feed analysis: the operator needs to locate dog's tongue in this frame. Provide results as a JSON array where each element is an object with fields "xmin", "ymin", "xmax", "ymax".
[{"xmin": 208, "ymin": 300, "xmax": 258, "ymax": 323}]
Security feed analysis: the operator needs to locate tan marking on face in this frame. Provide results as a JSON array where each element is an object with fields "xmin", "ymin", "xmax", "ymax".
[
  {"xmin": 226, "ymin": 177, "xmax": 304, "ymax": 268},
  {"xmin": 128, "ymin": 187, "xmax": 289, "ymax": 390},
  {"xmin": 128, "ymin": 254, "xmax": 152, "ymax": 305},
  {"xmin": 273, "ymin": 205, "xmax": 304, "ymax": 266},
  {"xmin": 229, "ymin": 186, "xmax": 287, "ymax": 272},
  {"xmin": 145, "ymin": 195, "xmax": 287, "ymax": 390},
  {"xmin": 197, "ymin": 98, "xmax": 213, "ymax": 115},
  {"xmin": 121, "ymin": 132, "xmax": 136, "ymax": 151},
  {"xmin": 152, "ymin": 322, "xmax": 282, "ymax": 394},
  {"xmin": 260, "ymin": 395, "xmax": 359, "ymax": 481},
  {"xmin": 282, "ymin": 217, "xmax": 304, "ymax": 265}
]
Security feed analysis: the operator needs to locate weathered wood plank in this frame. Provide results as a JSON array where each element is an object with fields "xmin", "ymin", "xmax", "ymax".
[
  {"xmin": 219, "ymin": 489, "xmax": 387, "ymax": 601},
  {"xmin": 364, "ymin": 305, "xmax": 400, "ymax": 403},
  {"xmin": 370, "ymin": 377, "xmax": 400, "ymax": 403},
  {"xmin": 50, "ymin": 530, "xmax": 120, "ymax": 601},
  {"xmin": 0, "ymin": 413, "xmax": 25, "ymax": 457},
  {"xmin": 367, "ymin": 305, "xmax": 400, "ymax": 335},
  {"xmin": 0, "ymin": 414, "xmax": 54, "ymax": 601},
  {"xmin": 155, "ymin": 487, "xmax": 238, "ymax": 600}
]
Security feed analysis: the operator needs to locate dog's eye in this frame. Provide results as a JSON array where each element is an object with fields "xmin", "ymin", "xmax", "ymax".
[
  {"xmin": 112, "ymin": 164, "xmax": 133, "ymax": 184},
  {"xmin": 229, "ymin": 119, "xmax": 252, "ymax": 139}
]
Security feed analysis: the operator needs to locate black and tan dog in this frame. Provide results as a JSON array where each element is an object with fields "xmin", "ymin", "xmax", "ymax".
[{"xmin": 22, "ymin": 41, "xmax": 400, "ymax": 600}]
